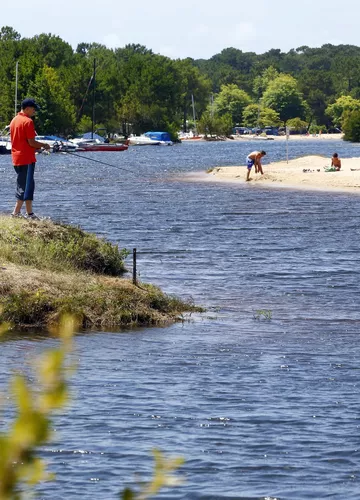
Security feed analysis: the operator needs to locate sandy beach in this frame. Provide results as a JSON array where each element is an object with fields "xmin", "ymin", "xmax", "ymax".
[
  {"xmin": 231, "ymin": 133, "xmax": 343, "ymax": 142},
  {"xmin": 206, "ymin": 155, "xmax": 360, "ymax": 193}
]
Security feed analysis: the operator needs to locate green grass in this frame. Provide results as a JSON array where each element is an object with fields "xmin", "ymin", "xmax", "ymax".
[
  {"xmin": 0, "ymin": 216, "xmax": 128, "ymax": 275},
  {"xmin": 0, "ymin": 216, "xmax": 201, "ymax": 330}
]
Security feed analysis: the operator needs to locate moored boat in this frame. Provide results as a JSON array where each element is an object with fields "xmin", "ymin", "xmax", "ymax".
[
  {"xmin": 36, "ymin": 135, "xmax": 79, "ymax": 152},
  {"xmin": 0, "ymin": 126, "xmax": 11, "ymax": 155},
  {"xmin": 178, "ymin": 131, "xmax": 202, "ymax": 141},
  {"xmin": 128, "ymin": 135, "xmax": 160, "ymax": 146},
  {"xmin": 180, "ymin": 135, "xmax": 202, "ymax": 141},
  {"xmin": 144, "ymin": 131, "xmax": 173, "ymax": 146},
  {"xmin": 0, "ymin": 139, "xmax": 11, "ymax": 155},
  {"xmin": 70, "ymin": 132, "xmax": 129, "ymax": 152},
  {"xmin": 76, "ymin": 140, "xmax": 129, "ymax": 152}
]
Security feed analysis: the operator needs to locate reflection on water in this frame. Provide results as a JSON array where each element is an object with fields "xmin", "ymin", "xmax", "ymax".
[{"xmin": 1, "ymin": 140, "xmax": 360, "ymax": 499}]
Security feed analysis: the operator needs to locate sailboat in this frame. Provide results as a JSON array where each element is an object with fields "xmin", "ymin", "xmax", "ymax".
[
  {"xmin": 180, "ymin": 94, "xmax": 201, "ymax": 141},
  {"xmin": 70, "ymin": 59, "xmax": 128, "ymax": 152}
]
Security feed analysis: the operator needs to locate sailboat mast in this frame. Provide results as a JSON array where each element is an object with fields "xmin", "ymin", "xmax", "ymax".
[
  {"xmin": 191, "ymin": 94, "xmax": 197, "ymax": 136},
  {"xmin": 91, "ymin": 58, "xmax": 96, "ymax": 139},
  {"xmin": 14, "ymin": 61, "xmax": 19, "ymax": 117}
]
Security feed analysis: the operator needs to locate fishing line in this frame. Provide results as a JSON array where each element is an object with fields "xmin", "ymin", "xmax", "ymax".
[{"xmin": 62, "ymin": 150, "xmax": 134, "ymax": 174}]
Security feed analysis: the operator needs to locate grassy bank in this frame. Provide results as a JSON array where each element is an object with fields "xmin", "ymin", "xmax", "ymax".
[{"xmin": 0, "ymin": 216, "xmax": 199, "ymax": 330}]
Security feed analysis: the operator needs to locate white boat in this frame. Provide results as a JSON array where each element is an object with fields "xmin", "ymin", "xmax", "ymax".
[
  {"xmin": 0, "ymin": 139, "xmax": 11, "ymax": 155},
  {"xmin": 179, "ymin": 131, "xmax": 202, "ymax": 141},
  {"xmin": 69, "ymin": 134, "xmax": 128, "ymax": 152},
  {"xmin": 128, "ymin": 135, "xmax": 160, "ymax": 146},
  {"xmin": 143, "ymin": 131, "xmax": 173, "ymax": 146},
  {"xmin": 36, "ymin": 135, "xmax": 79, "ymax": 152},
  {"xmin": 0, "ymin": 127, "xmax": 11, "ymax": 155}
]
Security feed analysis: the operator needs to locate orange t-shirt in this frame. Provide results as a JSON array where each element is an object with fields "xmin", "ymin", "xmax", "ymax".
[{"xmin": 10, "ymin": 112, "xmax": 36, "ymax": 166}]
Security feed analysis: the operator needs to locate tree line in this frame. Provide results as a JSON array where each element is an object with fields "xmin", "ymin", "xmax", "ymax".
[{"xmin": 1, "ymin": 25, "xmax": 360, "ymax": 139}]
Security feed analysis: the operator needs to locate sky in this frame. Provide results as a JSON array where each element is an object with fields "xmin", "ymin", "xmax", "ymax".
[{"xmin": 1, "ymin": 0, "xmax": 359, "ymax": 59}]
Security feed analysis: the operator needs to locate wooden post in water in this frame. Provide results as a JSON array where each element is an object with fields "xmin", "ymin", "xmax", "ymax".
[{"xmin": 132, "ymin": 248, "xmax": 137, "ymax": 285}]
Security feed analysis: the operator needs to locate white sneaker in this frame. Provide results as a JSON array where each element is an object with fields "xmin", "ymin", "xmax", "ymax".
[
  {"xmin": 25, "ymin": 212, "xmax": 40, "ymax": 220},
  {"xmin": 10, "ymin": 212, "xmax": 24, "ymax": 218}
]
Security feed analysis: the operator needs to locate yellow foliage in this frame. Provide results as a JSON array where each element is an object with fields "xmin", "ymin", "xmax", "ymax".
[
  {"xmin": 0, "ymin": 315, "xmax": 185, "ymax": 499},
  {"xmin": 0, "ymin": 316, "xmax": 74, "ymax": 499},
  {"xmin": 136, "ymin": 450, "xmax": 185, "ymax": 500}
]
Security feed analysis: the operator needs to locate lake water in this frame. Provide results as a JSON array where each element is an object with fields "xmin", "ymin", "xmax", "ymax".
[{"xmin": 1, "ymin": 139, "xmax": 360, "ymax": 499}]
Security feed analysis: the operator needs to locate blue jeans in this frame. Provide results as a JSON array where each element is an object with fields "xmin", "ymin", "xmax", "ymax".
[{"xmin": 14, "ymin": 163, "xmax": 35, "ymax": 201}]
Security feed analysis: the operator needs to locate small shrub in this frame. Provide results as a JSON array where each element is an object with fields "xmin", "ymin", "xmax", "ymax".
[
  {"xmin": 1, "ymin": 290, "xmax": 54, "ymax": 327},
  {"xmin": 253, "ymin": 309, "xmax": 272, "ymax": 321}
]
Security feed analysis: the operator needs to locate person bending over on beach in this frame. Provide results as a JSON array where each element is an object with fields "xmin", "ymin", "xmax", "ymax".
[
  {"xmin": 331, "ymin": 153, "xmax": 341, "ymax": 171},
  {"xmin": 10, "ymin": 98, "xmax": 50, "ymax": 219},
  {"xmin": 246, "ymin": 150, "xmax": 266, "ymax": 181}
]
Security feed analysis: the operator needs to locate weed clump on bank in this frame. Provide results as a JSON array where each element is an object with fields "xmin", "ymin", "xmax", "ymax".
[
  {"xmin": 0, "ymin": 216, "xmax": 127, "ymax": 275},
  {"xmin": 0, "ymin": 216, "xmax": 199, "ymax": 329}
]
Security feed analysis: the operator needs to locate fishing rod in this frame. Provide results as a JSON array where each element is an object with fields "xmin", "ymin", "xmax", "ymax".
[{"xmin": 60, "ymin": 150, "xmax": 135, "ymax": 174}]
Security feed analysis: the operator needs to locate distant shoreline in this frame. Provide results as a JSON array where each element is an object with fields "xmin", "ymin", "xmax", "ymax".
[
  {"xmin": 180, "ymin": 134, "xmax": 344, "ymax": 143},
  {"xmin": 230, "ymin": 133, "xmax": 344, "ymax": 142}
]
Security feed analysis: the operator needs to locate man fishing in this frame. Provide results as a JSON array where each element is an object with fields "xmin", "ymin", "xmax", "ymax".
[
  {"xmin": 246, "ymin": 150, "xmax": 266, "ymax": 181},
  {"xmin": 10, "ymin": 98, "xmax": 50, "ymax": 219}
]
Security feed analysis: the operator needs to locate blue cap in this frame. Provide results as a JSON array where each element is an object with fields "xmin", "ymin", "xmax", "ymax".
[{"xmin": 21, "ymin": 98, "xmax": 40, "ymax": 110}]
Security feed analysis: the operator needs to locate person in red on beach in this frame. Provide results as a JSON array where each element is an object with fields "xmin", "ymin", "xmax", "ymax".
[{"xmin": 10, "ymin": 98, "xmax": 50, "ymax": 219}]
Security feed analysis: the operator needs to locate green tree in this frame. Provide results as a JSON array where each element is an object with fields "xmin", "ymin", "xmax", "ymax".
[
  {"xmin": 326, "ymin": 95, "xmax": 360, "ymax": 127},
  {"xmin": 173, "ymin": 58, "xmax": 211, "ymax": 132},
  {"xmin": 28, "ymin": 65, "xmax": 76, "ymax": 135},
  {"xmin": 197, "ymin": 111, "xmax": 232, "ymax": 137},
  {"xmin": 214, "ymin": 84, "xmax": 252, "ymax": 125},
  {"xmin": 32, "ymin": 33, "xmax": 74, "ymax": 67},
  {"xmin": 0, "ymin": 27, "xmax": 22, "ymax": 126},
  {"xmin": 0, "ymin": 26, "xmax": 20, "ymax": 41},
  {"xmin": 287, "ymin": 117, "xmax": 308, "ymax": 131},
  {"xmin": 115, "ymin": 51, "xmax": 182, "ymax": 134},
  {"xmin": 297, "ymin": 69, "xmax": 334, "ymax": 127},
  {"xmin": 253, "ymin": 66, "xmax": 279, "ymax": 98},
  {"xmin": 262, "ymin": 74, "xmax": 306, "ymax": 124},
  {"xmin": 6, "ymin": 26, "xmax": 360, "ymax": 139},
  {"xmin": 76, "ymin": 115, "xmax": 92, "ymax": 134},
  {"xmin": 243, "ymin": 104, "xmax": 281, "ymax": 127},
  {"xmin": 342, "ymin": 109, "xmax": 360, "ymax": 141}
]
